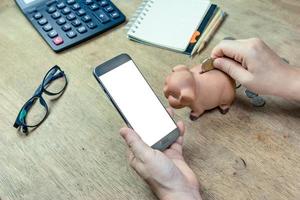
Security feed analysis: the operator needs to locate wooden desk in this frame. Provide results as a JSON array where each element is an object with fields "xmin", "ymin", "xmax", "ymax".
[{"xmin": 0, "ymin": 0, "xmax": 299, "ymax": 199}]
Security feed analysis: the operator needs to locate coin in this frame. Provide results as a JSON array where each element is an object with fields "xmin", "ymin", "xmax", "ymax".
[
  {"xmin": 201, "ymin": 58, "xmax": 215, "ymax": 73},
  {"xmin": 250, "ymin": 96, "xmax": 266, "ymax": 107}
]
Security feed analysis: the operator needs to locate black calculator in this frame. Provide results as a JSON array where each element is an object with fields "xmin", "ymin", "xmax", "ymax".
[{"xmin": 15, "ymin": 0, "xmax": 126, "ymax": 52}]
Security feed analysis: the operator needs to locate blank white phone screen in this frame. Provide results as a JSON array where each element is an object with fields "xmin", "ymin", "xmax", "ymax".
[{"xmin": 99, "ymin": 60, "xmax": 177, "ymax": 146}]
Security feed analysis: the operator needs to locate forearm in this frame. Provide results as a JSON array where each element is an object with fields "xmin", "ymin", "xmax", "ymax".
[{"xmin": 276, "ymin": 64, "xmax": 300, "ymax": 101}]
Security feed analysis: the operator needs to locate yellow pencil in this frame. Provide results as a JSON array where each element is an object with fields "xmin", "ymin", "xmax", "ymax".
[
  {"xmin": 190, "ymin": 9, "xmax": 222, "ymax": 56},
  {"xmin": 197, "ymin": 11, "xmax": 226, "ymax": 54}
]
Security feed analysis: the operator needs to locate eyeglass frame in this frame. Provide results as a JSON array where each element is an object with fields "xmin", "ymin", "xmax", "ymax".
[{"xmin": 14, "ymin": 65, "xmax": 68, "ymax": 135}]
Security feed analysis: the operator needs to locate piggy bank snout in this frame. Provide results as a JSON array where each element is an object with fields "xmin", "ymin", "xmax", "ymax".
[{"xmin": 168, "ymin": 95, "xmax": 184, "ymax": 109}]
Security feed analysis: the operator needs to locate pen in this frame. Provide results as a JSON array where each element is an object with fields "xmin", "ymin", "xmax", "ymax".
[
  {"xmin": 197, "ymin": 11, "xmax": 226, "ymax": 54},
  {"xmin": 190, "ymin": 9, "xmax": 222, "ymax": 56}
]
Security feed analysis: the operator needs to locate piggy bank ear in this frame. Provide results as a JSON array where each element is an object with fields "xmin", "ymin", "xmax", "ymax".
[
  {"xmin": 179, "ymin": 88, "xmax": 195, "ymax": 105},
  {"xmin": 172, "ymin": 65, "xmax": 189, "ymax": 72}
]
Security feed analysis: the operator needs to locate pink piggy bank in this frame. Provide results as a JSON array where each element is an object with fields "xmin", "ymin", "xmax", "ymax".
[{"xmin": 163, "ymin": 64, "xmax": 236, "ymax": 120}]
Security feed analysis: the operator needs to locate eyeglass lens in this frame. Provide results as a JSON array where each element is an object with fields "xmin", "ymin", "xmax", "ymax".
[{"xmin": 22, "ymin": 97, "xmax": 48, "ymax": 127}]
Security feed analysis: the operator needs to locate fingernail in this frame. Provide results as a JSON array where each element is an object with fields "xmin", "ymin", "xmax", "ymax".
[{"xmin": 213, "ymin": 58, "xmax": 222, "ymax": 67}]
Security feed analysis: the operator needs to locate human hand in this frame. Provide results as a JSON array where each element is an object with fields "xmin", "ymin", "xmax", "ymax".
[
  {"xmin": 211, "ymin": 38, "xmax": 298, "ymax": 98},
  {"xmin": 120, "ymin": 108, "xmax": 201, "ymax": 200}
]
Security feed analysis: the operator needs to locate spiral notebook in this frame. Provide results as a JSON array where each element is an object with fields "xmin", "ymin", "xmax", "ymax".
[{"xmin": 126, "ymin": 0, "xmax": 211, "ymax": 53}]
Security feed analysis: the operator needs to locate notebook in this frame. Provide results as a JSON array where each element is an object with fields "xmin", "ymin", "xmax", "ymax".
[{"xmin": 126, "ymin": 0, "xmax": 212, "ymax": 53}]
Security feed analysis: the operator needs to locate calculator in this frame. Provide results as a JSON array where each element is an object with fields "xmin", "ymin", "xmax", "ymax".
[{"xmin": 15, "ymin": 0, "xmax": 126, "ymax": 52}]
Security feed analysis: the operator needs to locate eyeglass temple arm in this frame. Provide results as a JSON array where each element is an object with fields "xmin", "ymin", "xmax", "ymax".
[
  {"xmin": 13, "ymin": 107, "xmax": 28, "ymax": 133},
  {"xmin": 13, "ymin": 96, "xmax": 36, "ymax": 126},
  {"xmin": 13, "ymin": 96, "xmax": 48, "ymax": 133}
]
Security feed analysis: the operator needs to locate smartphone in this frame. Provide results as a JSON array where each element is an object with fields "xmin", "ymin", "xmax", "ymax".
[{"xmin": 93, "ymin": 54, "xmax": 180, "ymax": 151}]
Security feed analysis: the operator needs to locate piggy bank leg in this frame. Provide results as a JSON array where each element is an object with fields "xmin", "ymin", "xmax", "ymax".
[
  {"xmin": 219, "ymin": 104, "xmax": 231, "ymax": 115},
  {"xmin": 190, "ymin": 109, "xmax": 205, "ymax": 121}
]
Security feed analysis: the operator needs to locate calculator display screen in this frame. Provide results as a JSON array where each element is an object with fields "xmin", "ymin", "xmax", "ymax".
[
  {"xmin": 23, "ymin": 0, "xmax": 36, "ymax": 4},
  {"xmin": 99, "ymin": 60, "xmax": 177, "ymax": 146}
]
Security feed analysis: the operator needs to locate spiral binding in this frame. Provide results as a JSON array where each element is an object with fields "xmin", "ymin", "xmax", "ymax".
[{"xmin": 126, "ymin": 0, "xmax": 155, "ymax": 34}]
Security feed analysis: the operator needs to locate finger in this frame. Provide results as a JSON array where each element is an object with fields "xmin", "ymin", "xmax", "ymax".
[
  {"xmin": 213, "ymin": 57, "xmax": 253, "ymax": 83},
  {"xmin": 127, "ymin": 150, "xmax": 135, "ymax": 163},
  {"xmin": 120, "ymin": 127, "xmax": 152, "ymax": 161},
  {"xmin": 176, "ymin": 121, "xmax": 185, "ymax": 137},
  {"xmin": 211, "ymin": 40, "xmax": 247, "ymax": 63},
  {"xmin": 169, "ymin": 142, "xmax": 183, "ymax": 154},
  {"xmin": 175, "ymin": 136, "xmax": 184, "ymax": 146},
  {"xmin": 127, "ymin": 150, "xmax": 147, "ymax": 174},
  {"xmin": 166, "ymin": 107, "xmax": 174, "ymax": 117},
  {"xmin": 127, "ymin": 150, "xmax": 144, "ymax": 169}
]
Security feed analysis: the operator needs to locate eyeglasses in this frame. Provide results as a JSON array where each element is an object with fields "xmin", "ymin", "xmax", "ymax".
[{"xmin": 14, "ymin": 65, "xmax": 68, "ymax": 135}]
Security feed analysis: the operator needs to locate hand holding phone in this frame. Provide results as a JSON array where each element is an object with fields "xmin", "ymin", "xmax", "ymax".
[
  {"xmin": 119, "ymin": 110, "xmax": 202, "ymax": 200},
  {"xmin": 93, "ymin": 54, "xmax": 180, "ymax": 150}
]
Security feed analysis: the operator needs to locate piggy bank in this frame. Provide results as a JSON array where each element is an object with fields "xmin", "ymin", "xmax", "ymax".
[{"xmin": 163, "ymin": 64, "xmax": 236, "ymax": 120}]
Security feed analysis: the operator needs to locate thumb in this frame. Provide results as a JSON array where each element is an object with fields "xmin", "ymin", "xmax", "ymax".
[
  {"xmin": 120, "ymin": 128, "xmax": 152, "ymax": 161},
  {"xmin": 213, "ymin": 57, "xmax": 252, "ymax": 83}
]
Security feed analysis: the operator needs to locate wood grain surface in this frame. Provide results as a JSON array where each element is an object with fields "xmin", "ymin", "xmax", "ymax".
[{"xmin": 0, "ymin": 0, "xmax": 299, "ymax": 200}]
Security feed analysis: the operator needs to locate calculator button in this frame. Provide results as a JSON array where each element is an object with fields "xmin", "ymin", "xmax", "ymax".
[
  {"xmin": 33, "ymin": 12, "xmax": 43, "ymax": 19},
  {"xmin": 85, "ymin": 0, "xmax": 93, "ymax": 5},
  {"xmin": 57, "ymin": 18, "xmax": 66, "ymax": 25},
  {"xmin": 76, "ymin": 9, "xmax": 86, "ymax": 16},
  {"xmin": 100, "ymin": 0, "xmax": 108, "ymax": 7},
  {"xmin": 66, "ymin": 13, "xmax": 76, "ymax": 20},
  {"xmin": 62, "ymin": 7, "xmax": 71, "ymax": 14},
  {"xmin": 72, "ymin": 3, "xmax": 81, "ymax": 10},
  {"xmin": 47, "ymin": 6, "xmax": 56, "ymax": 14},
  {"xmin": 71, "ymin": 19, "xmax": 81, "ymax": 27},
  {"xmin": 38, "ymin": 18, "xmax": 48, "ymax": 25},
  {"xmin": 67, "ymin": 30, "xmax": 77, "ymax": 38},
  {"xmin": 52, "ymin": 11, "xmax": 61, "ymax": 19},
  {"xmin": 28, "ymin": 8, "xmax": 38, "ymax": 14},
  {"xmin": 46, "ymin": 0, "xmax": 57, "ymax": 7},
  {"xmin": 95, "ymin": 10, "xmax": 110, "ymax": 23},
  {"xmin": 57, "ymin": 2, "xmax": 66, "ymax": 9},
  {"xmin": 48, "ymin": 30, "xmax": 58, "ymax": 38},
  {"xmin": 43, "ymin": 24, "xmax": 53, "ymax": 32},
  {"xmin": 82, "ymin": 15, "xmax": 91, "ymax": 22},
  {"xmin": 67, "ymin": 0, "xmax": 75, "ymax": 5},
  {"xmin": 90, "ymin": 4, "xmax": 99, "ymax": 11},
  {"xmin": 53, "ymin": 36, "xmax": 64, "ymax": 45},
  {"xmin": 110, "ymin": 11, "xmax": 119, "ymax": 19},
  {"xmin": 87, "ymin": 21, "xmax": 97, "ymax": 29},
  {"xmin": 62, "ymin": 23, "xmax": 72, "ymax": 31},
  {"xmin": 104, "ymin": 6, "xmax": 114, "ymax": 12},
  {"xmin": 77, "ymin": 26, "xmax": 87, "ymax": 34}
]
